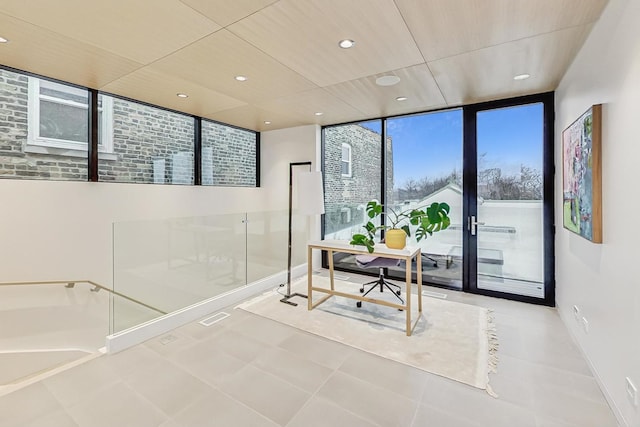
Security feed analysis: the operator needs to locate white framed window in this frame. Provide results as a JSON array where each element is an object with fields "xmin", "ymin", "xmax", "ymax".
[
  {"xmin": 341, "ymin": 143, "xmax": 352, "ymax": 177},
  {"xmin": 340, "ymin": 207, "xmax": 352, "ymax": 224},
  {"xmin": 27, "ymin": 77, "xmax": 113, "ymax": 156}
]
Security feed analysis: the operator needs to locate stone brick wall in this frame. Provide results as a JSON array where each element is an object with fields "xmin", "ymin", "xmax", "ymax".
[
  {"xmin": 202, "ymin": 121, "xmax": 256, "ymax": 187},
  {"xmin": 323, "ymin": 124, "xmax": 393, "ymax": 234},
  {"xmin": 99, "ymin": 98, "xmax": 195, "ymax": 184},
  {"xmin": 0, "ymin": 68, "xmax": 257, "ymax": 186},
  {"xmin": 0, "ymin": 69, "xmax": 88, "ymax": 180}
]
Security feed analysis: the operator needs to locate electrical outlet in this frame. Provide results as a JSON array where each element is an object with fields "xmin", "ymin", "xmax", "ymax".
[
  {"xmin": 626, "ymin": 377, "xmax": 638, "ymax": 407},
  {"xmin": 573, "ymin": 305, "xmax": 580, "ymax": 320},
  {"xmin": 581, "ymin": 317, "xmax": 589, "ymax": 333}
]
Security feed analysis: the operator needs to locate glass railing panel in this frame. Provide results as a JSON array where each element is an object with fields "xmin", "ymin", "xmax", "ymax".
[
  {"xmin": 112, "ymin": 213, "xmax": 248, "ymax": 317},
  {"xmin": 112, "ymin": 210, "xmax": 313, "ymax": 333},
  {"xmin": 109, "ymin": 291, "xmax": 165, "ymax": 334},
  {"xmin": 246, "ymin": 210, "xmax": 285, "ymax": 284},
  {"xmin": 245, "ymin": 210, "xmax": 308, "ymax": 284},
  {"xmin": 291, "ymin": 212, "xmax": 310, "ymax": 269}
]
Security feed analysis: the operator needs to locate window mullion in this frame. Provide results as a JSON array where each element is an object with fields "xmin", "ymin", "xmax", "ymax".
[
  {"xmin": 88, "ymin": 89, "xmax": 99, "ymax": 182},
  {"xmin": 194, "ymin": 117, "xmax": 202, "ymax": 186}
]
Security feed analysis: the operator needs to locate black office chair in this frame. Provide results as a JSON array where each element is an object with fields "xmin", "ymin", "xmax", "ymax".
[{"xmin": 354, "ymin": 255, "xmax": 404, "ymax": 308}]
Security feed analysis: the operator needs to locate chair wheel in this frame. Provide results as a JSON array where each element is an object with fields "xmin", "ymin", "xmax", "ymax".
[
  {"xmin": 396, "ymin": 290, "xmax": 401, "ymax": 295},
  {"xmin": 359, "ymin": 288, "xmax": 364, "ymax": 293},
  {"xmin": 356, "ymin": 301, "xmax": 362, "ymax": 308}
]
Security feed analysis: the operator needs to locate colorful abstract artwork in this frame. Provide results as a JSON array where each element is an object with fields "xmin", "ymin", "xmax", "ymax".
[{"xmin": 562, "ymin": 104, "xmax": 602, "ymax": 243}]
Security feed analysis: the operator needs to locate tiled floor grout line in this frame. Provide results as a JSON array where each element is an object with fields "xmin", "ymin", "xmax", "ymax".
[
  {"xmin": 159, "ymin": 317, "xmax": 348, "ymax": 427},
  {"xmin": 158, "ymin": 347, "xmax": 283, "ymax": 427},
  {"xmin": 281, "ymin": 368, "xmax": 339, "ymax": 427},
  {"xmin": 0, "ymin": 270, "xmax": 619, "ymax": 427}
]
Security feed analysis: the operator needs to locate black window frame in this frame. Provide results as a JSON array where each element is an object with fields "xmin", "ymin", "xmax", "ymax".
[
  {"xmin": 320, "ymin": 92, "xmax": 555, "ymax": 306},
  {"xmin": 0, "ymin": 64, "xmax": 260, "ymax": 187}
]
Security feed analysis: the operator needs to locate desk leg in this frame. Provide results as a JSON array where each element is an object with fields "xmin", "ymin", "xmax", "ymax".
[
  {"xmin": 405, "ymin": 256, "xmax": 411, "ymax": 336},
  {"xmin": 417, "ymin": 251, "xmax": 423, "ymax": 313},
  {"xmin": 307, "ymin": 246, "xmax": 313, "ymax": 310},
  {"xmin": 328, "ymin": 249, "xmax": 335, "ymax": 291}
]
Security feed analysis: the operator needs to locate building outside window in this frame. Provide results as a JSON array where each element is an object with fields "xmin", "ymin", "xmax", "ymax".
[
  {"xmin": 201, "ymin": 120, "xmax": 257, "ymax": 187},
  {"xmin": 98, "ymin": 96, "xmax": 194, "ymax": 185},
  {"xmin": 1, "ymin": 67, "xmax": 257, "ymax": 186},
  {"xmin": 0, "ymin": 69, "xmax": 88, "ymax": 181},
  {"xmin": 323, "ymin": 121, "xmax": 385, "ymax": 238},
  {"xmin": 341, "ymin": 143, "xmax": 352, "ymax": 177},
  {"xmin": 27, "ymin": 77, "xmax": 113, "ymax": 157}
]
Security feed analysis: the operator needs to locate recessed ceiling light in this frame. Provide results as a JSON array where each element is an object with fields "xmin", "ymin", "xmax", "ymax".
[
  {"xmin": 314, "ymin": 112, "xmax": 323, "ymax": 116},
  {"xmin": 338, "ymin": 39, "xmax": 355, "ymax": 49},
  {"xmin": 376, "ymin": 75, "xmax": 401, "ymax": 86},
  {"xmin": 396, "ymin": 96, "xmax": 408, "ymax": 101},
  {"xmin": 264, "ymin": 121, "xmax": 271, "ymax": 125},
  {"xmin": 513, "ymin": 73, "xmax": 530, "ymax": 80},
  {"xmin": 176, "ymin": 93, "xmax": 189, "ymax": 98},
  {"xmin": 0, "ymin": 36, "xmax": 8, "ymax": 43},
  {"xmin": 235, "ymin": 75, "xmax": 248, "ymax": 81}
]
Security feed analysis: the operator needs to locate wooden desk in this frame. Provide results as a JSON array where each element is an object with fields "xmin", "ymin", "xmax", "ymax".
[{"xmin": 307, "ymin": 239, "xmax": 422, "ymax": 336}]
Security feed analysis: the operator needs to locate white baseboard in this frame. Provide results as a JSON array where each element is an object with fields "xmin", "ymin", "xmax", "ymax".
[
  {"xmin": 557, "ymin": 306, "xmax": 627, "ymax": 427},
  {"xmin": 105, "ymin": 263, "xmax": 308, "ymax": 354}
]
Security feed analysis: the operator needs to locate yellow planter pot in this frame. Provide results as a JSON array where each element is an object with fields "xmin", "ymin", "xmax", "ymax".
[{"xmin": 385, "ymin": 229, "xmax": 407, "ymax": 250}]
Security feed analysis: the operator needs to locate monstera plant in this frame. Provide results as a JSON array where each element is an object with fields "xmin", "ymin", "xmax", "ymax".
[{"xmin": 350, "ymin": 200, "xmax": 451, "ymax": 253}]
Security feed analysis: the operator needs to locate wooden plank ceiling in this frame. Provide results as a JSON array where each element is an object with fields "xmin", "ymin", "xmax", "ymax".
[{"xmin": 0, "ymin": 0, "xmax": 608, "ymax": 131}]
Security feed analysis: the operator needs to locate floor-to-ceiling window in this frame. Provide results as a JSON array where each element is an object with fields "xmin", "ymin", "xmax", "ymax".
[
  {"xmin": 384, "ymin": 110, "xmax": 463, "ymax": 288},
  {"xmin": 322, "ymin": 93, "xmax": 554, "ymax": 305},
  {"xmin": 322, "ymin": 120, "xmax": 383, "ymax": 273}
]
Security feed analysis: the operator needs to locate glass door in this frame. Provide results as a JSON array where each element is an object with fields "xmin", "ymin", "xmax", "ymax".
[{"xmin": 465, "ymin": 95, "xmax": 554, "ymax": 304}]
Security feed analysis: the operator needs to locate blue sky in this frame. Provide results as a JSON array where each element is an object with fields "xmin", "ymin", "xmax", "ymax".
[{"xmin": 362, "ymin": 103, "xmax": 544, "ymax": 186}]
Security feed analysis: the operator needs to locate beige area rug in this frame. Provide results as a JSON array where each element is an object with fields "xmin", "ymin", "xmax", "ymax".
[{"xmin": 238, "ymin": 276, "xmax": 498, "ymax": 395}]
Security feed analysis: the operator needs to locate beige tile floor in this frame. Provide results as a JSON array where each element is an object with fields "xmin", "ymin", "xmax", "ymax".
[{"xmin": 0, "ymin": 274, "xmax": 619, "ymax": 427}]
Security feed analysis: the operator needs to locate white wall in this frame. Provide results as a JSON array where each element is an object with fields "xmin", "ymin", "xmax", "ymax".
[
  {"xmin": 0, "ymin": 124, "xmax": 320, "ymax": 288},
  {"xmin": 260, "ymin": 124, "xmax": 321, "ymax": 210},
  {"xmin": 555, "ymin": 1, "xmax": 640, "ymax": 425},
  {"xmin": 260, "ymin": 124, "xmax": 323, "ymax": 266},
  {"xmin": 0, "ymin": 181, "xmax": 265, "ymax": 285}
]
